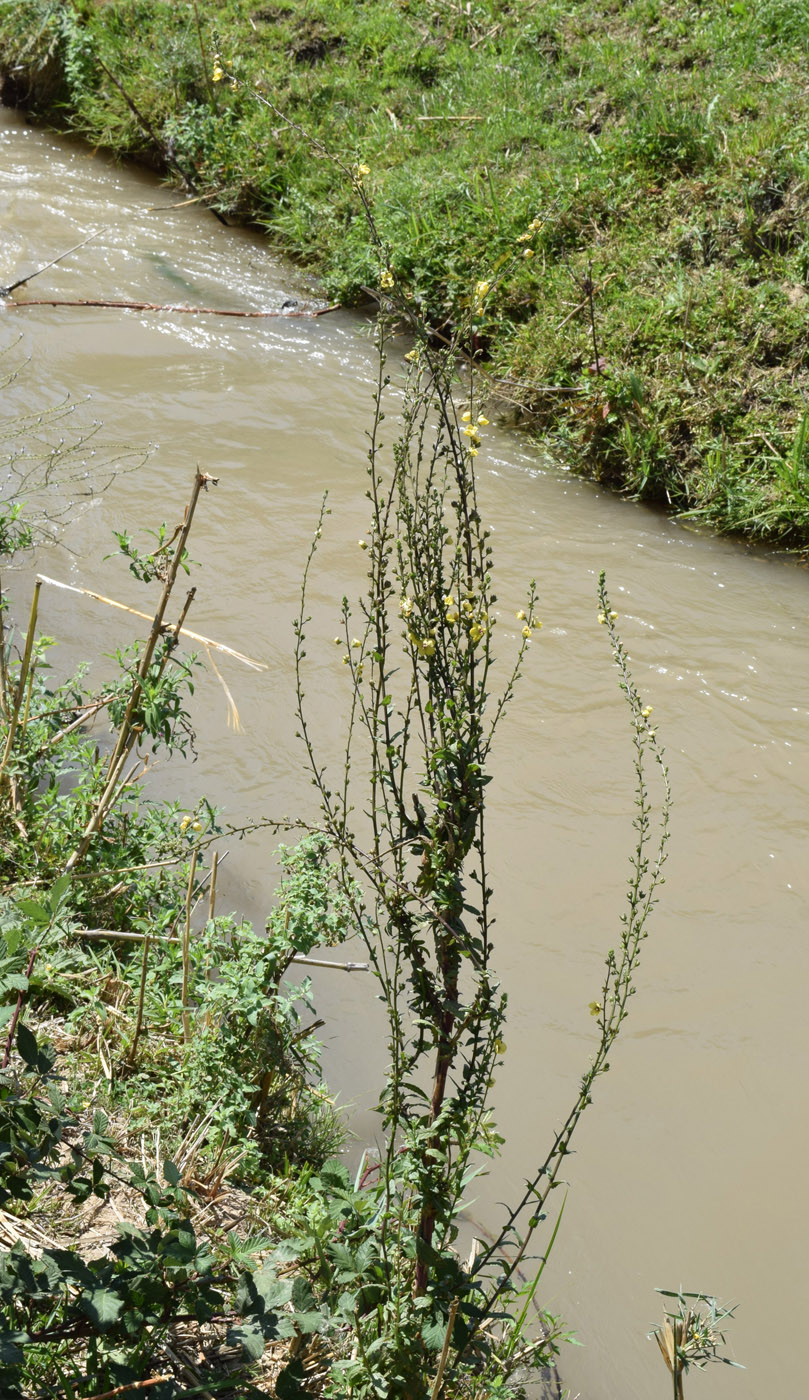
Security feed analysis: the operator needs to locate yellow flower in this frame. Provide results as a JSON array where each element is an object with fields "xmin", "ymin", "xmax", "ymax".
[
  {"xmin": 495, "ymin": 1038, "xmax": 507, "ymax": 1055},
  {"xmin": 523, "ymin": 248, "xmax": 535, "ymax": 260},
  {"xmin": 404, "ymin": 348, "xmax": 419, "ymax": 363},
  {"xmin": 380, "ymin": 268, "xmax": 395, "ymax": 290},
  {"xmin": 180, "ymin": 815, "xmax": 191, "ymax": 832},
  {"xmin": 516, "ymin": 231, "xmax": 532, "ymax": 243},
  {"xmin": 399, "ymin": 596, "xmax": 414, "ymax": 618},
  {"xmin": 522, "ymin": 625, "xmax": 532, "ymax": 639},
  {"xmin": 358, "ymin": 539, "xmax": 368, "ymax": 550},
  {"xmin": 445, "ymin": 609, "xmax": 459, "ymax": 624},
  {"xmin": 212, "ymin": 61, "xmax": 224, "ymax": 83},
  {"xmin": 408, "ymin": 630, "xmax": 419, "ymax": 646},
  {"xmin": 355, "ymin": 163, "xmax": 370, "ymax": 179},
  {"xmin": 642, "ymin": 705, "xmax": 653, "ymax": 719},
  {"xmin": 461, "ymin": 410, "xmax": 472, "ymax": 422},
  {"xmin": 342, "ymin": 654, "xmax": 350, "ymax": 664},
  {"xmin": 598, "ymin": 612, "xmax": 607, "ymax": 624},
  {"xmin": 468, "ymin": 446, "xmax": 479, "ymax": 457},
  {"xmin": 469, "ymin": 622, "xmax": 484, "ymax": 643},
  {"xmin": 351, "ymin": 638, "xmax": 361, "ymax": 649},
  {"xmin": 610, "ymin": 610, "xmax": 618, "ymax": 620},
  {"xmin": 333, "ymin": 636, "xmax": 342, "ymax": 645},
  {"xmin": 463, "ymin": 425, "xmax": 480, "ymax": 440},
  {"xmin": 474, "ymin": 280, "xmax": 491, "ymax": 300},
  {"xmin": 421, "ymin": 638, "xmax": 436, "ymax": 658},
  {"xmin": 443, "ymin": 594, "xmax": 455, "ymax": 607},
  {"xmin": 192, "ymin": 821, "xmax": 202, "ymax": 832},
  {"xmin": 516, "ymin": 610, "xmax": 526, "ymax": 621},
  {"xmin": 356, "ymin": 662, "xmax": 364, "ymax": 679},
  {"xmin": 589, "ymin": 1001, "xmax": 602, "ymax": 1017},
  {"xmin": 477, "ymin": 414, "xmax": 489, "ymax": 426}
]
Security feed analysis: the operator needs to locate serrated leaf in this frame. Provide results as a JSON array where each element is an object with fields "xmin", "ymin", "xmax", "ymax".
[
  {"xmin": 227, "ymin": 1318, "xmax": 266, "ymax": 1361},
  {"xmin": 79, "ymin": 1287, "xmax": 123, "ymax": 1330},
  {"xmin": 275, "ymin": 1358, "xmax": 310, "ymax": 1398},
  {"xmin": 48, "ymin": 875, "xmax": 71, "ymax": 913},
  {"xmin": 16, "ymin": 1023, "xmax": 38, "ymax": 1069},
  {"xmin": 421, "ymin": 1315, "xmax": 450, "ymax": 1351},
  {"xmin": 15, "ymin": 900, "xmax": 49, "ymax": 927}
]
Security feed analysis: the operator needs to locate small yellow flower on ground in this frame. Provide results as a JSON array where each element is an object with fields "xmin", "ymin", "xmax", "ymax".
[
  {"xmin": 356, "ymin": 163, "xmax": 370, "ymax": 178},
  {"xmin": 523, "ymin": 248, "xmax": 535, "ymax": 259}
]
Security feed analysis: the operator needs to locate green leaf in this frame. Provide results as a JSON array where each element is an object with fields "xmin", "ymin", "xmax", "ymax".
[
  {"xmin": 275, "ymin": 1358, "xmax": 310, "ymax": 1398},
  {"xmin": 15, "ymin": 900, "xmax": 50, "ymax": 927},
  {"xmin": 79, "ymin": 1287, "xmax": 124, "ymax": 1330},
  {"xmin": 0, "ymin": 1332, "xmax": 27, "ymax": 1365},
  {"xmin": 421, "ymin": 1315, "xmax": 450, "ymax": 1351},
  {"xmin": 227, "ymin": 1318, "xmax": 266, "ymax": 1361},
  {"xmin": 16, "ymin": 1023, "xmax": 38, "ymax": 1069},
  {"xmin": 163, "ymin": 1159, "xmax": 181, "ymax": 1186},
  {"xmin": 48, "ymin": 875, "xmax": 71, "ymax": 913}
]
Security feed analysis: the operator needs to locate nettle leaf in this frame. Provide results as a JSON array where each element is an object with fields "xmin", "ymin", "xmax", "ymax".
[
  {"xmin": 318, "ymin": 1158, "xmax": 351, "ymax": 1191},
  {"xmin": 421, "ymin": 1315, "xmax": 450, "ymax": 1351},
  {"xmin": 79, "ymin": 1286, "xmax": 124, "ymax": 1330},
  {"xmin": 227, "ymin": 1318, "xmax": 266, "ymax": 1361},
  {"xmin": 16, "ymin": 1023, "xmax": 39, "ymax": 1070},
  {"xmin": 15, "ymin": 900, "xmax": 49, "ymax": 927},
  {"xmin": 275, "ymin": 1358, "xmax": 310, "ymax": 1399}
]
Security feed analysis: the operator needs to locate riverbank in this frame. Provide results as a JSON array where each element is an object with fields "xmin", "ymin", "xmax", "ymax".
[{"xmin": 3, "ymin": 0, "xmax": 809, "ymax": 545}]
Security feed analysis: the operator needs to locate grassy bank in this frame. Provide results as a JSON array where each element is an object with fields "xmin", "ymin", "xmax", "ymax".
[{"xmin": 3, "ymin": 1, "xmax": 809, "ymax": 542}]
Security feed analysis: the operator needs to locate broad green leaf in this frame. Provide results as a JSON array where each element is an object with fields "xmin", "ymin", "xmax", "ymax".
[
  {"xmin": 15, "ymin": 900, "xmax": 50, "ymax": 927},
  {"xmin": 79, "ymin": 1287, "xmax": 124, "ymax": 1330},
  {"xmin": 16, "ymin": 1023, "xmax": 38, "ymax": 1069}
]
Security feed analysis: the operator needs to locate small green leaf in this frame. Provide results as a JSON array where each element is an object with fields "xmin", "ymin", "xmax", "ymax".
[
  {"xmin": 15, "ymin": 900, "xmax": 50, "ymax": 927},
  {"xmin": 16, "ymin": 1023, "xmax": 38, "ymax": 1069}
]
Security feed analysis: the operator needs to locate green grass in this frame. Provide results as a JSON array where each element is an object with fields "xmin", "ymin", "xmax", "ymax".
[{"xmin": 4, "ymin": 0, "xmax": 809, "ymax": 543}]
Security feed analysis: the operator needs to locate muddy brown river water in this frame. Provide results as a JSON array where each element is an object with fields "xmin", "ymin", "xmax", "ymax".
[{"xmin": 3, "ymin": 105, "xmax": 808, "ymax": 1399}]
